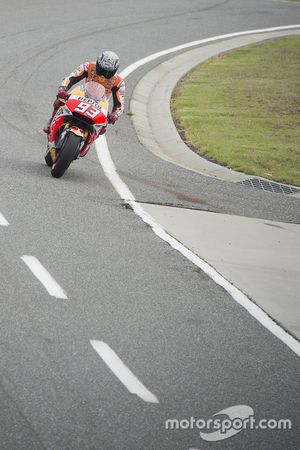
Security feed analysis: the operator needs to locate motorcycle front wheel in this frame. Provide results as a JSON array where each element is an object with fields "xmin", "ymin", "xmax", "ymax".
[{"xmin": 51, "ymin": 132, "xmax": 82, "ymax": 178}]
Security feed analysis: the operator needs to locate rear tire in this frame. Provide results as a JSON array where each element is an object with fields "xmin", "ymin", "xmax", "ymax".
[{"xmin": 51, "ymin": 133, "xmax": 81, "ymax": 178}]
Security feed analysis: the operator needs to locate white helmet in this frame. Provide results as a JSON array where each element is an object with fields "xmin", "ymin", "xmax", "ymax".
[{"xmin": 96, "ymin": 51, "xmax": 119, "ymax": 79}]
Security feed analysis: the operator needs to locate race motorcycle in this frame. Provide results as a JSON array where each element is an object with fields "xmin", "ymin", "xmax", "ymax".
[{"xmin": 45, "ymin": 81, "xmax": 108, "ymax": 178}]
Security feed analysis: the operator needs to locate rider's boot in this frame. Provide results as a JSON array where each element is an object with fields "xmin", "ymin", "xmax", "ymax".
[
  {"xmin": 43, "ymin": 102, "xmax": 60, "ymax": 134},
  {"xmin": 43, "ymin": 119, "xmax": 52, "ymax": 134},
  {"xmin": 79, "ymin": 126, "xmax": 107, "ymax": 158},
  {"xmin": 79, "ymin": 145, "xmax": 90, "ymax": 158}
]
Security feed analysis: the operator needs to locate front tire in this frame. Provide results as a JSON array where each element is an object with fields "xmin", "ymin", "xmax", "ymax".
[{"xmin": 51, "ymin": 133, "xmax": 81, "ymax": 178}]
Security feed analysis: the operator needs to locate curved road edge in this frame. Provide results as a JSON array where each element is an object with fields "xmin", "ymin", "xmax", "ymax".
[
  {"xmin": 130, "ymin": 27, "xmax": 300, "ymax": 197},
  {"xmin": 128, "ymin": 27, "xmax": 300, "ymax": 341}
]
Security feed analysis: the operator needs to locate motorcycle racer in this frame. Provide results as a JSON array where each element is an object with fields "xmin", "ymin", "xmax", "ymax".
[{"xmin": 43, "ymin": 50, "xmax": 125, "ymax": 134}]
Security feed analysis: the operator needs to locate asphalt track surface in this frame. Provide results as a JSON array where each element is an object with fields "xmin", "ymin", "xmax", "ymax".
[{"xmin": 0, "ymin": 1, "xmax": 300, "ymax": 449}]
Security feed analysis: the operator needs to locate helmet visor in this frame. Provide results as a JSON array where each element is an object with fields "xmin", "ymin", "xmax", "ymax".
[{"xmin": 96, "ymin": 60, "xmax": 117, "ymax": 79}]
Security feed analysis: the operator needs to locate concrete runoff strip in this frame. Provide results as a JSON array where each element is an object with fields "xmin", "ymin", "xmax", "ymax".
[
  {"xmin": 131, "ymin": 28, "xmax": 300, "ymax": 194},
  {"xmin": 140, "ymin": 203, "xmax": 300, "ymax": 340},
  {"xmin": 96, "ymin": 134, "xmax": 300, "ymax": 356}
]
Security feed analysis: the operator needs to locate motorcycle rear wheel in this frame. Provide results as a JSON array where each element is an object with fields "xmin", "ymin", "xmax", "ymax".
[{"xmin": 51, "ymin": 133, "xmax": 81, "ymax": 178}]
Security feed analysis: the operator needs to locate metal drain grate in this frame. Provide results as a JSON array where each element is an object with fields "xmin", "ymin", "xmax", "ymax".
[{"xmin": 239, "ymin": 178, "xmax": 300, "ymax": 195}]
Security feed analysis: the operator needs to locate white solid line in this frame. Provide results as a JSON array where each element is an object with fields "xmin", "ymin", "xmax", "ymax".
[
  {"xmin": 120, "ymin": 24, "xmax": 300, "ymax": 79},
  {"xmin": 95, "ymin": 25, "xmax": 300, "ymax": 357},
  {"xmin": 90, "ymin": 340, "xmax": 159, "ymax": 403},
  {"xmin": 21, "ymin": 255, "xmax": 68, "ymax": 299},
  {"xmin": 96, "ymin": 138, "xmax": 300, "ymax": 356},
  {"xmin": 0, "ymin": 212, "xmax": 9, "ymax": 226}
]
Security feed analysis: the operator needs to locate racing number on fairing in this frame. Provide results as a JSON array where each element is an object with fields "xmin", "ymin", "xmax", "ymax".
[{"xmin": 74, "ymin": 101, "xmax": 101, "ymax": 118}]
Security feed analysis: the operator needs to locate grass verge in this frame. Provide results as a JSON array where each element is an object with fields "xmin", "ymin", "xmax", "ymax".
[{"xmin": 171, "ymin": 36, "xmax": 300, "ymax": 186}]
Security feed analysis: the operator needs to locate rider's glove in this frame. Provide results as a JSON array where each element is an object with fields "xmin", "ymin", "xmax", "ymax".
[
  {"xmin": 107, "ymin": 112, "xmax": 118, "ymax": 125},
  {"xmin": 56, "ymin": 86, "xmax": 69, "ymax": 100},
  {"xmin": 53, "ymin": 99, "xmax": 62, "ymax": 109}
]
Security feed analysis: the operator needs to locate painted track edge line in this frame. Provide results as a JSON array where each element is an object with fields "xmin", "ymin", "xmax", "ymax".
[
  {"xmin": 95, "ymin": 136, "xmax": 300, "ymax": 357},
  {"xmin": 95, "ymin": 25, "xmax": 300, "ymax": 357},
  {"xmin": 120, "ymin": 24, "xmax": 300, "ymax": 79}
]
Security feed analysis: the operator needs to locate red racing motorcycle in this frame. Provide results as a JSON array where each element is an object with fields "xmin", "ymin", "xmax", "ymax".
[{"xmin": 45, "ymin": 81, "xmax": 108, "ymax": 178}]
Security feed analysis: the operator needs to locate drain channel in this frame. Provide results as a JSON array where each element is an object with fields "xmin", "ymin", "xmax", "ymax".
[{"xmin": 239, "ymin": 178, "xmax": 300, "ymax": 195}]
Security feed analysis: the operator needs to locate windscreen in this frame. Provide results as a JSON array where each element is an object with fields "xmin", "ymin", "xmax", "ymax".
[{"xmin": 84, "ymin": 81, "xmax": 105, "ymax": 102}]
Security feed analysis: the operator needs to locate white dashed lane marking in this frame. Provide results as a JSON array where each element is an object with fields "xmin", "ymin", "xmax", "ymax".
[
  {"xmin": 0, "ymin": 212, "xmax": 9, "ymax": 226},
  {"xmin": 90, "ymin": 340, "xmax": 159, "ymax": 404},
  {"xmin": 21, "ymin": 255, "xmax": 68, "ymax": 299}
]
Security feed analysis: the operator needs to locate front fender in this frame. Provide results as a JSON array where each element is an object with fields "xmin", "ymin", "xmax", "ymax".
[{"xmin": 70, "ymin": 126, "xmax": 87, "ymax": 138}]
